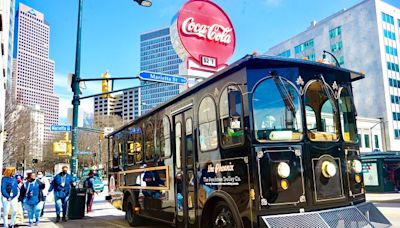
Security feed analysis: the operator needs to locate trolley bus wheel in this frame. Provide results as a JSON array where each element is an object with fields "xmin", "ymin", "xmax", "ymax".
[
  {"xmin": 206, "ymin": 200, "xmax": 241, "ymax": 228},
  {"xmin": 125, "ymin": 198, "xmax": 144, "ymax": 227}
]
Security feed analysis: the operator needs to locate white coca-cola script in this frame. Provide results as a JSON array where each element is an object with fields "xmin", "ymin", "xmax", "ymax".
[{"xmin": 181, "ymin": 17, "xmax": 232, "ymax": 44}]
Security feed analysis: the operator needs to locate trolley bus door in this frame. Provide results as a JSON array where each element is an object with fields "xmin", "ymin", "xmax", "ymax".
[{"xmin": 174, "ymin": 109, "xmax": 196, "ymax": 226}]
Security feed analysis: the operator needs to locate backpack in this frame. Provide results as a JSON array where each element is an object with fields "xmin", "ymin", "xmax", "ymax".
[{"xmin": 83, "ymin": 178, "xmax": 89, "ymax": 188}]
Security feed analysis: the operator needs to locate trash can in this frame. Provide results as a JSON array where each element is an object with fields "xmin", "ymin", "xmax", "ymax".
[{"xmin": 68, "ymin": 187, "xmax": 86, "ymax": 219}]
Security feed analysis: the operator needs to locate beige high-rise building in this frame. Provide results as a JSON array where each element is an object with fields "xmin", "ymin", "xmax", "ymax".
[{"xmin": 12, "ymin": 3, "xmax": 59, "ymax": 142}]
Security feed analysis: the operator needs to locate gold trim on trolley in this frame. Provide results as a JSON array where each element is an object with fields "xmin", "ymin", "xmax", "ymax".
[{"xmin": 118, "ymin": 166, "xmax": 170, "ymax": 191}]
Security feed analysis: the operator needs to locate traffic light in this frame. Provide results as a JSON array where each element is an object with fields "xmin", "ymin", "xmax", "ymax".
[
  {"xmin": 101, "ymin": 72, "xmax": 111, "ymax": 98},
  {"xmin": 32, "ymin": 159, "xmax": 38, "ymax": 164},
  {"xmin": 100, "ymin": 132, "xmax": 105, "ymax": 141}
]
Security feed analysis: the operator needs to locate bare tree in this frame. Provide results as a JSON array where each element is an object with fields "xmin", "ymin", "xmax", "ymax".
[{"xmin": 3, "ymin": 90, "xmax": 34, "ymax": 168}]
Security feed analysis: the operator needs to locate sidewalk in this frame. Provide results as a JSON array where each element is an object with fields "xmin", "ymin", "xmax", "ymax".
[{"xmin": 366, "ymin": 192, "xmax": 400, "ymax": 203}]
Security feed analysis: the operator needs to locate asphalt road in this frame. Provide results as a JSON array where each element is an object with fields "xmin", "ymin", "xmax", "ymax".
[{"xmin": 36, "ymin": 192, "xmax": 400, "ymax": 227}]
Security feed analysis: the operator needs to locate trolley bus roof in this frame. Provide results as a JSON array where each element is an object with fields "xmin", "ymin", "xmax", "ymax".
[{"xmin": 107, "ymin": 54, "xmax": 365, "ymax": 137}]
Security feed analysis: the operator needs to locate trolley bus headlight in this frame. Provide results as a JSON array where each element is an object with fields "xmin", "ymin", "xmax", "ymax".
[
  {"xmin": 352, "ymin": 160, "xmax": 362, "ymax": 174},
  {"xmin": 355, "ymin": 174, "xmax": 362, "ymax": 183},
  {"xmin": 321, "ymin": 161, "xmax": 337, "ymax": 178},
  {"xmin": 277, "ymin": 162, "xmax": 290, "ymax": 179}
]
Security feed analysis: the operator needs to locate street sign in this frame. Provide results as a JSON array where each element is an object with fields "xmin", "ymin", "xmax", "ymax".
[
  {"xmin": 51, "ymin": 125, "xmax": 71, "ymax": 132},
  {"xmin": 104, "ymin": 127, "xmax": 114, "ymax": 135},
  {"xmin": 139, "ymin": 71, "xmax": 187, "ymax": 85},
  {"xmin": 77, "ymin": 151, "xmax": 94, "ymax": 155}
]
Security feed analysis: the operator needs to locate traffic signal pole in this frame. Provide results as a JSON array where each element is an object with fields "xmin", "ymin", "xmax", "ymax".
[{"xmin": 71, "ymin": 0, "xmax": 83, "ymax": 175}]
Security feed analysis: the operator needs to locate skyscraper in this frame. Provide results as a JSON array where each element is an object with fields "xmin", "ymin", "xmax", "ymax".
[
  {"xmin": 266, "ymin": 0, "xmax": 400, "ymax": 150},
  {"xmin": 93, "ymin": 87, "xmax": 140, "ymax": 124},
  {"xmin": 140, "ymin": 27, "xmax": 182, "ymax": 114},
  {"xmin": 12, "ymin": 3, "xmax": 59, "ymax": 142}
]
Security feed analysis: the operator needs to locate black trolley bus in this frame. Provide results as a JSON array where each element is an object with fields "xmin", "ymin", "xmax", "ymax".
[{"xmin": 106, "ymin": 55, "xmax": 391, "ymax": 227}]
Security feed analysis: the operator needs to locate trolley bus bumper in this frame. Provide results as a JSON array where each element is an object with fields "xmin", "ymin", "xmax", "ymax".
[{"xmin": 261, "ymin": 202, "xmax": 391, "ymax": 228}]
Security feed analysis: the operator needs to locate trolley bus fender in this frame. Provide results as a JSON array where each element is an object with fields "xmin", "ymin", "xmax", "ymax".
[
  {"xmin": 201, "ymin": 190, "xmax": 244, "ymax": 228},
  {"xmin": 122, "ymin": 190, "xmax": 138, "ymax": 212}
]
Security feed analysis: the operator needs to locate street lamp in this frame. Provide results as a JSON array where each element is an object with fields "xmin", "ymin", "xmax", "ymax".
[
  {"xmin": 322, "ymin": 50, "xmax": 340, "ymax": 67},
  {"xmin": 134, "ymin": 0, "xmax": 152, "ymax": 7},
  {"xmin": 71, "ymin": 0, "xmax": 151, "ymax": 175}
]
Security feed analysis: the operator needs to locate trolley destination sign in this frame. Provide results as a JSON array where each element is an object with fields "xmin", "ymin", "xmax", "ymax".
[{"xmin": 139, "ymin": 71, "xmax": 187, "ymax": 85}]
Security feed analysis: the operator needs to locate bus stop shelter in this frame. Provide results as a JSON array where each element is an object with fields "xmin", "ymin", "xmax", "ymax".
[{"xmin": 361, "ymin": 152, "xmax": 400, "ymax": 193}]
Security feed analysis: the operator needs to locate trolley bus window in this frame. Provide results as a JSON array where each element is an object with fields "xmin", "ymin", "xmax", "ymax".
[
  {"xmin": 305, "ymin": 81, "xmax": 339, "ymax": 141},
  {"xmin": 156, "ymin": 116, "xmax": 171, "ymax": 158},
  {"xmin": 175, "ymin": 122, "xmax": 182, "ymax": 169},
  {"xmin": 144, "ymin": 122, "xmax": 155, "ymax": 161},
  {"xmin": 186, "ymin": 118, "xmax": 194, "ymax": 167},
  {"xmin": 253, "ymin": 77, "xmax": 302, "ymax": 142},
  {"xmin": 339, "ymin": 87, "xmax": 357, "ymax": 142},
  {"xmin": 199, "ymin": 96, "xmax": 218, "ymax": 151},
  {"xmin": 220, "ymin": 85, "xmax": 244, "ymax": 147}
]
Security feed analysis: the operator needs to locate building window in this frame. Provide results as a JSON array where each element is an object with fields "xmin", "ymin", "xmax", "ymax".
[
  {"xmin": 385, "ymin": 45, "xmax": 398, "ymax": 56},
  {"xmin": 357, "ymin": 134, "xmax": 362, "ymax": 147},
  {"xmin": 382, "ymin": 12, "xmax": 394, "ymax": 25},
  {"xmin": 278, "ymin": 50, "xmax": 291, "ymax": 57},
  {"xmin": 384, "ymin": 29, "xmax": 396, "ymax": 40},
  {"xmin": 395, "ymin": 129, "xmax": 400, "ymax": 139},
  {"xmin": 374, "ymin": 135, "xmax": 379, "ymax": 149},
  {"xmin": 294, "ymin": 39, "xmax": 314, "ymax": 54},
  {"xmin": 199, "ymin": 96, "xmax": 218, "ymax": 151},
  {"xmin": 329, "ymin": 26, "xmax": 342, "ymax": 39},
  {"xmin": 364, "ymin": 134, "xmax": 370, "ymax": 148},
  {"xmin": 387, "ymin": 61, "xmax": 399, "ymax": 72}
]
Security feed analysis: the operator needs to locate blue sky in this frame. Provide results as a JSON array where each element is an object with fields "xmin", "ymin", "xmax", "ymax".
[{"xmin": 18, "ymin": 0, "xmax": 400, "ymax": 123}]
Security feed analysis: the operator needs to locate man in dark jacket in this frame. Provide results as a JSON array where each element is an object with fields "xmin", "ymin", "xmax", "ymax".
[
  {"xmin": 48, "ymin": 166, "xmax": 75, "ymax": 222},
  {"xmin": 19, "ymin": 173, "xmax": 45, "ymax": 227}
]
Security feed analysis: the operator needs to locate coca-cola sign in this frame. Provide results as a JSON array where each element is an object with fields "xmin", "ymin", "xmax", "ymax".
[
  {"xmin": 171, "ymin": 0, "xmax": 236, "ymax": 69},
  {"xmin": 181, "ymin": 17, "xmax": 233, "ymax": 44}
]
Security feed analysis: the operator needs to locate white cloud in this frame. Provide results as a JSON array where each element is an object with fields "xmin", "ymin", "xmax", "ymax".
[{"xmin": 56, "ymin": 91, "xmax": 93, "ymax": 123}]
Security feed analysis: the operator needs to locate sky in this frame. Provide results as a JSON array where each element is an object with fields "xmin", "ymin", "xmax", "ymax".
[{"xmin": 17, "ymin": 0, "xmax": 400, "ymax": 124}]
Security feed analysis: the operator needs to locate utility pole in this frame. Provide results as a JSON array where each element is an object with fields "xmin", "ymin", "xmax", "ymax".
[{"xmin": 71, "ymin": 0, "xmax": 83, "ymax": 175}]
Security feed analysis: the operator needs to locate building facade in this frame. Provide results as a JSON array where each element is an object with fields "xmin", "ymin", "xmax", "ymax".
[
  {"xmin": 266, "ymin": 0, "xmax": 400, "ymax": 151},
  {"xmin": 1, "ymin": 0, "xmax": 16, "ymax": 171},
  {"xmin": 12, "ymin": 3, "xmax": 59, "ymax": 142},
  {"xmin": 140, "ymin": 27, "xmax": 182, "ymax": 114},
  {"xmin": 28, "ymin": 104, "xmax": 44, "ymax": 160},
  {"xmin": 93, "ymin": 87, "xmax": 140, "ymax": 124}
]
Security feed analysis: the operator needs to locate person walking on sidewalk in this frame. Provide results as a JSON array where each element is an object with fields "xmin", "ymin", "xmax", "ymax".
[
  {"xmin": 36, "ymin": 171, "xmax": 49, "ymax": 217},
  {"xmin": 19, "ymin": 173, "xmax": 44, "ymax": 227},
  {"xmin": 84, "ymin": 170, "xmax": 97, "ymax": 213},
  {"xmin": 1, "ymin": 167, "xmax": 19, "ymax": 228},
  {"xmin": 48, "ymin": 166, "xmax": 75, "ymax": 223}
]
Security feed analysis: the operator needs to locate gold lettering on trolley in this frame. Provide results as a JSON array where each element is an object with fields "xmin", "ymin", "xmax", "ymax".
[{"xmin": 207, "ymin": 162, "xmax": 234, "ymax": 173}]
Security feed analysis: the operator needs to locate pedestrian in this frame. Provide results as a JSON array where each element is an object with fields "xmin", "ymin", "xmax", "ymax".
[
  {"xmin": 48, "ymin": 166, "xmax": 75, "ymax": 223},
  {"xmin": 36, "ymin": 171, "xmax": 49, "ymax": 217},
  {"xmin": 83, "ymin": 170, "xmax": 96, "ymax": 213},
  {"xmin": 19, "ymin": 173, "xmax": 44, "ymax": 227},
  {"xmin": 15, "ymin": 174, "xmax": 24, "ymax": 226},
  {"xmin": 1, "ymin": 167, "xmax": 19, "ymax": 228}
]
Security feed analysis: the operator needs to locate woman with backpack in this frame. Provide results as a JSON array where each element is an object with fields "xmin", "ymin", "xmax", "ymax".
[
  {"xmin": 19, "ymin": 173, "xmax": 45, "ymax": 227},
  {"xmin": 1, "ymin": 167, "xmax": 19, "ymax": 228},
  {"xmin": 84, "ymin": 170, "xmax": 96, "ymax": 213}
]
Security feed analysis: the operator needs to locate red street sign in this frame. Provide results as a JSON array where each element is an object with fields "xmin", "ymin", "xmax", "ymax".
[{"xmin": 173, "ymin": 0, "xmax": 236, "ymax": 69}]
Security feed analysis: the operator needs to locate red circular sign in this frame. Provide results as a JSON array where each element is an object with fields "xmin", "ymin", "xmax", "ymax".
[{"xmin": 176, "ymin": 0, "xmax": 236, "ymax": 67}]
